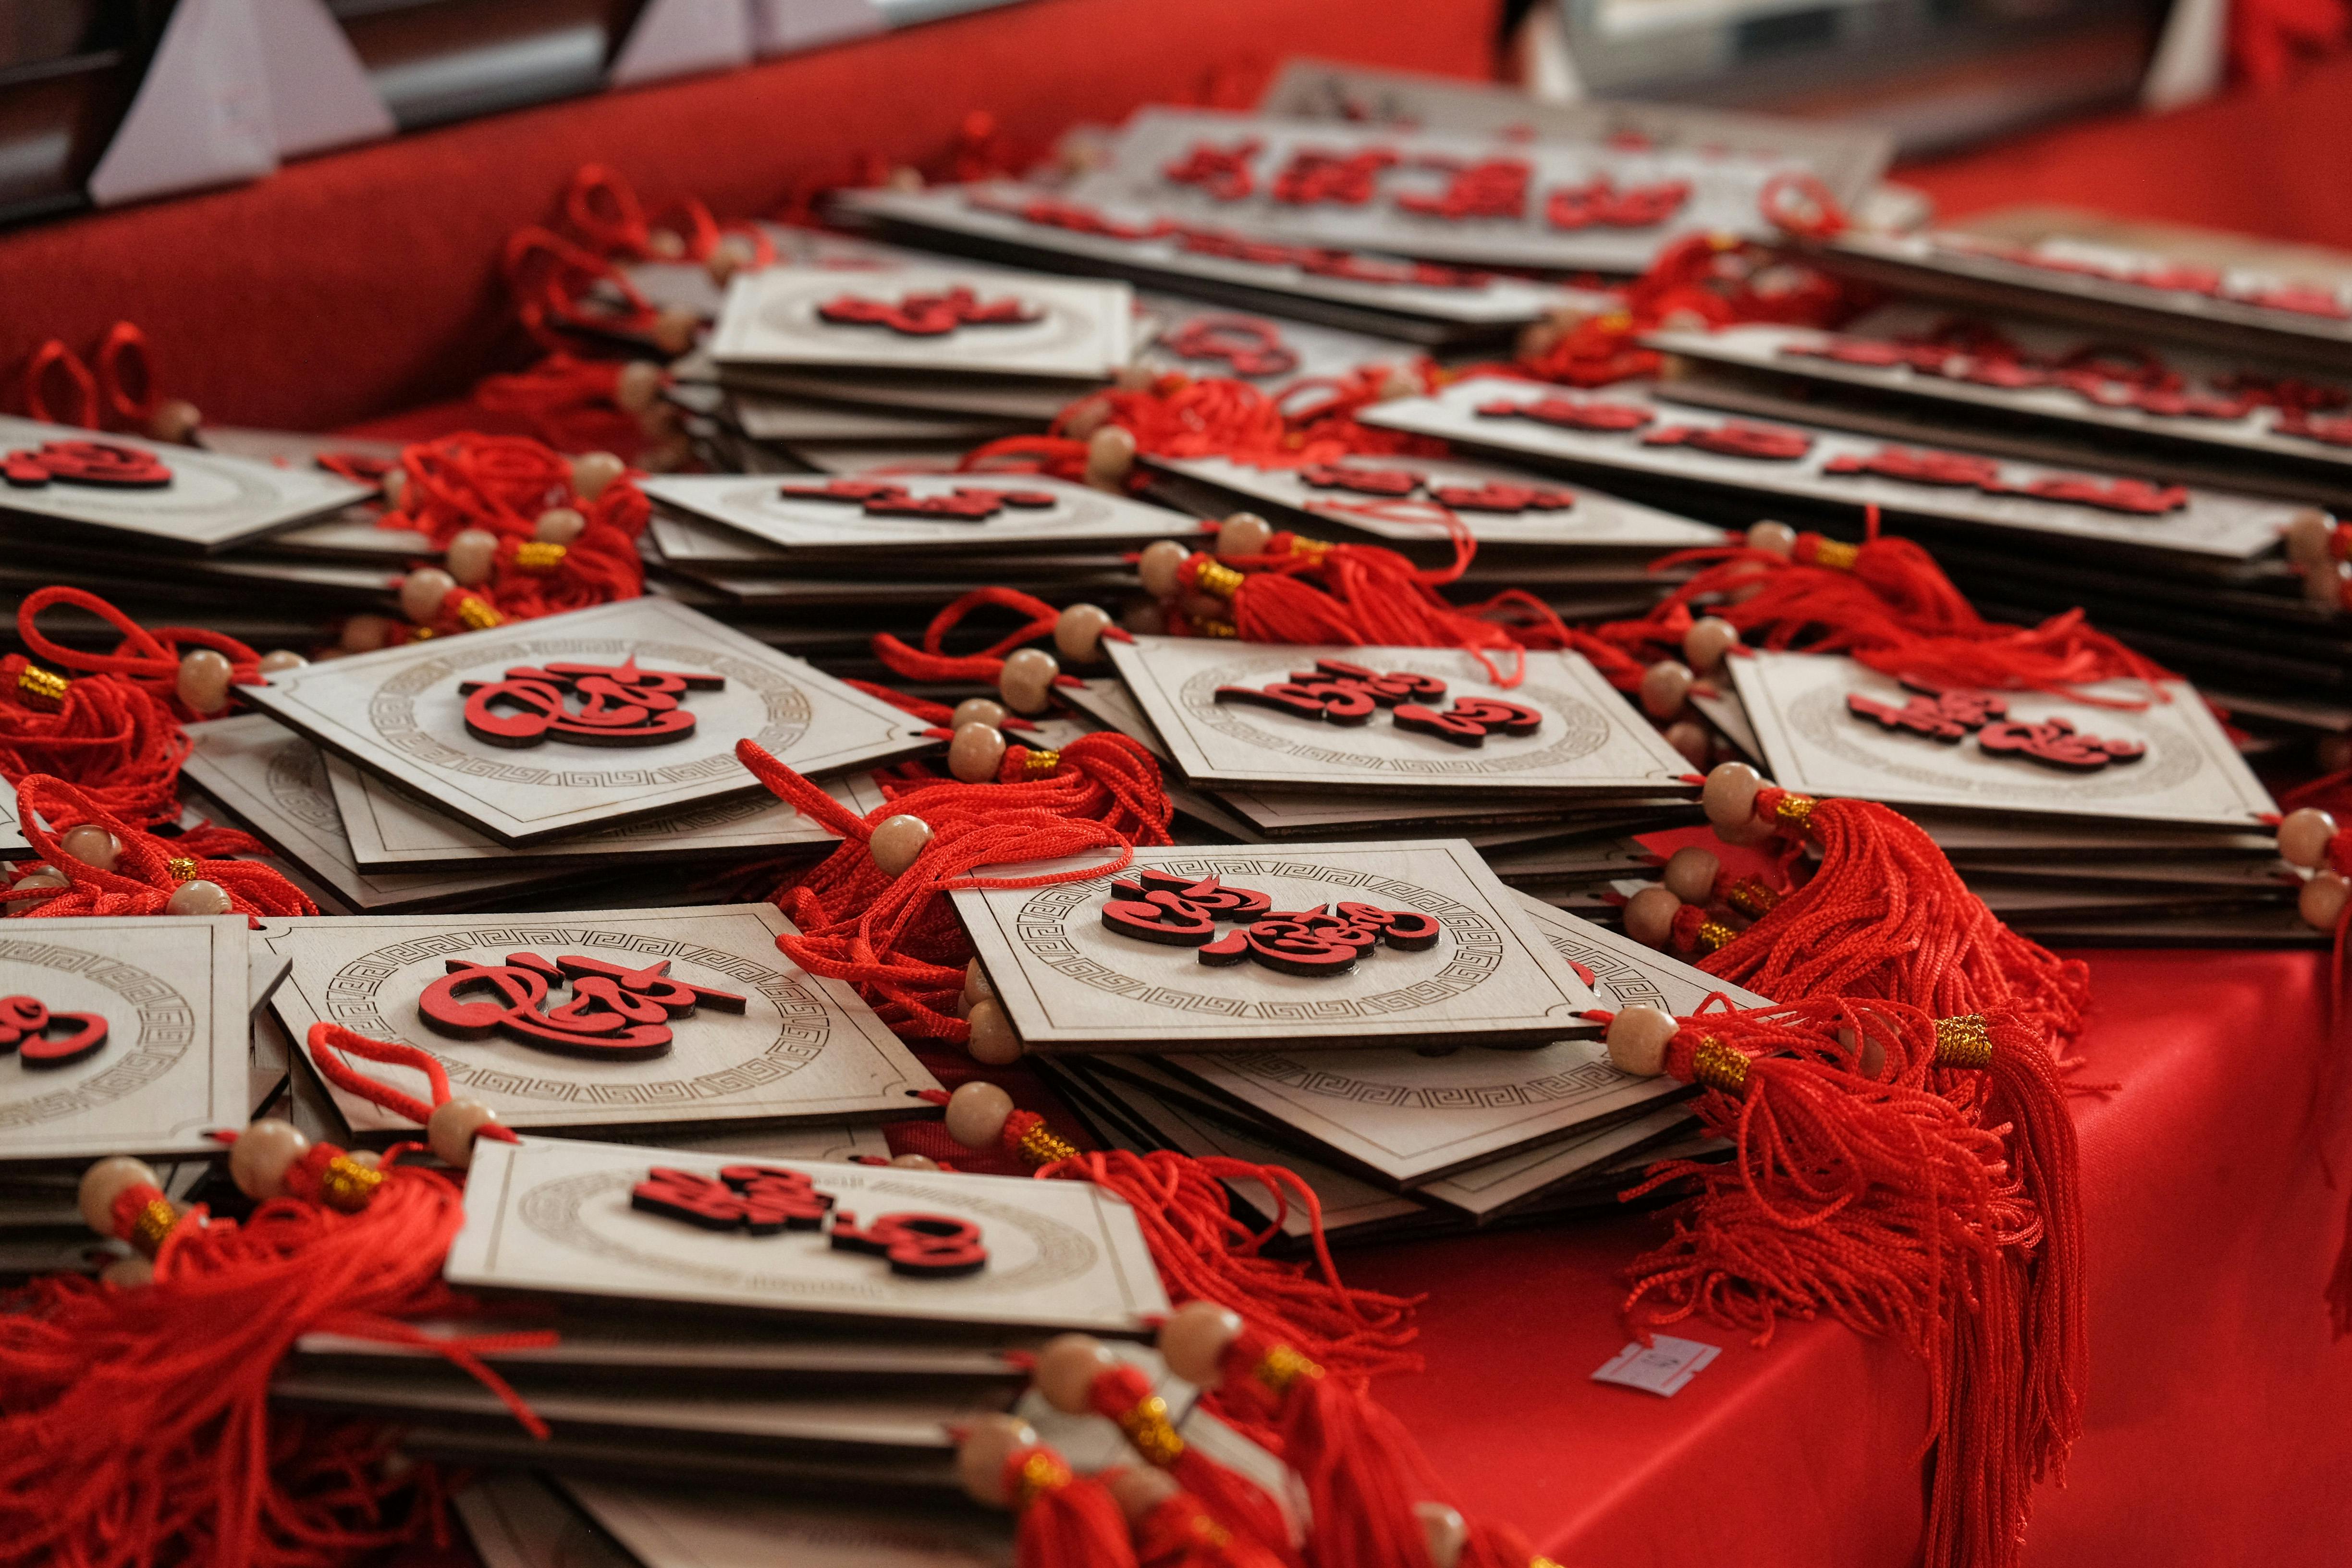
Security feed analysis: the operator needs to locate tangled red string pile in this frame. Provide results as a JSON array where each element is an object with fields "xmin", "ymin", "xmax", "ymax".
[{"xmin": 8, "ymin": 775, "xmax": 314, "ymax": 919}]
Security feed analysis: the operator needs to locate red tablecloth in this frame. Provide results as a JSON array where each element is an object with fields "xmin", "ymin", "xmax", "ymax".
[{"xmin": 1345, "ymin": 950, "xmax": 2352, "ymax": 1566}]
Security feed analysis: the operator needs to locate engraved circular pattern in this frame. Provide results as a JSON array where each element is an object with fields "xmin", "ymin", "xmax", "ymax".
[
  {"xmin": 515, "ymin": 1168, "xmax": 1103, "ymax": 1299},
  {"xmin": 262, "ymin": 739, "xmax": 345, "ymax": 832},
  {"xmin": 367, "ymin": 636, "xmax": 813, "ymax": 790},
  {"xmin": 320, "ymin": 928, "xmax": 834, "ymax": 1106},
  {"xmin": 1177, "ymin": 656, "xmax": 1610, "ymax": 777},
  {"xmin": 1010, "ymin": 856, "xmax": 1508, "ymax": 1021},
  {"xmin": 0, "ymin": 940, "xmax": 195, "ymax": 1130},
  {"xmin": 1785, "ymin": 684, "xmax": 2205, "ymax": 802},
  {"xmin": 758, "ymin": 280, "xmax": 1096, "ymax": 360}
]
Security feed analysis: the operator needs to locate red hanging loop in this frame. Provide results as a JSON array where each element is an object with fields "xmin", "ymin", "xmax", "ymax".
[
  {"xmin": 91, "ymin": 321, "xmax": 159, "ymax": 427},
  {"xmin": 22, "ymin": 340, "xmax": 99, "ymax": 429}
]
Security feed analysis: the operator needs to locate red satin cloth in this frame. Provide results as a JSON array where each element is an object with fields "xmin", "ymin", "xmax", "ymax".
[{"xmin": 1338, "ymin": 950, "xmax": 2352, "ymax": 1565}]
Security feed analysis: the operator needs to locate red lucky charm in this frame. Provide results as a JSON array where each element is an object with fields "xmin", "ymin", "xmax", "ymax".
[
  {"xmin": 1214, "ymin": 658, "xmax": 1449, "ymax": 724},
  {"xmin": 830, "ymin": 1210, "xmax": 991, "ymax": 1277},
  {"xmin": 778, "ymin": 478, "xmax": 1058, "ymax": 520},
  {"xmin": 418, "ymin": 952, "xmax": 748, "ymax": 1060},
  {"xmin": 0, "ymin": 995, "xmax": 109, "ymax": 1069},
  {"xmin": 1978, "ymin": 716, "xmax": 2147, "ymax": 771},
  {"xmin": 459, "ymin": 657, "xmax": 722, "ymax": 749},
  {"xmin": 1163, "ymin": 138, "xmax": 1262, "ymax": 201},
  {"xmin": 817, "ymin": 287, "xmax": 1041, "ymax": 336},
  {"xmin": 1425, "ymin": 480, "xmax": 1574, "ymax": 513},
  {"xmin": 1270, "ymin": 147, "xmax": 1399, "ymax": 206},
  {"xmin": 1544, "ymin": 175, "xmax": 1691, "ymax": 230},
  {"xmin": 1395, "ymin": 157, "xmax": 1530, "ymax": 221},
  {"xmin": 1848, "ymin": 683, "xmax": 2012, "ymax": 742},
  {"xmin": 1161, "ymin": 316, "xmax": 1300, "ymax": 377},
  {"xmin": 1476, "ymin": 395, "xmax": 1656, "ymax": 432},
  {"xmin": 1100, "ymin": 873, "xmax": 1440, "ymax": 978},
  {"xmin": 633, "ymin": 1164, "xmax": 835, "ymax": 1232},
  {"xmin": 1391, "ymin": 695, "xmax": 1544, "ymax": 747},
  {"xmin": 1, "ymin": 440, "xmax": 172, "ymax": 490},
  {"xmin": 1297, "ymin": 464, "xmax": 1421, "ymax": 496},
  {"xmin": 1641, "ymin": 421, "xmax": 1816, "ymax": 460}
]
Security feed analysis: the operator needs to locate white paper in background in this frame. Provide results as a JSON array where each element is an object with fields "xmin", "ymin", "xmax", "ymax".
[
  {"xmin": 249, "ymin": 0, "xmax": 394, "ymax": 158},
  {"xmin": 1592, "ymin": 1335, "xmax": 1719, "ymax": 1396},
  {"xmin": 751, "ymin": 0, "xmax": 888, "ymax": 55},
  {"xmin": 611, "ymin": 0, "xmax": 756, "ymax": 86},
  {"xmin": 89, "ymin": 0, "xmax": 278, "ymax": 207}
]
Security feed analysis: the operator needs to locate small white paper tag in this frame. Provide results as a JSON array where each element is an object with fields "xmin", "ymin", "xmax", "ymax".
[{"xmin": 1592, "ymin": 1335, "xmax": 1720, "ymax": 1397}]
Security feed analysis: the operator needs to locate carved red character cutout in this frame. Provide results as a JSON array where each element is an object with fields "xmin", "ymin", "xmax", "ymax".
[
  {"xmin": 1822, "ymin": 447, "xmax": 2005, "ymax": 490},
  {"xmin": 2278, "ymin": 411, "xmax": 2352, "ymax": 449},
  {"xmin": 460, "ymin": 658, "xmax": 723, "ymax": 749},
  {"xmin": 1163, "ymin": 139, "xmax": 1262, "ymax": 201},
  {"xmin": 1272, "ymin": 147, "xmax": 1400, "ymax": 206},
  {"xmin": 0, "ymin": 997, "xmax": 109, "ymax": 1070},
  {"xmin": 1101, "ymin": 870, "xmax": 1274, "ymax": 946},
  {"xmin": 1197, "ymin": 901, "xmax": 1444, "ymax": 978},
  {"xmin": 1392, "ymin": 696, "xmax": 1544, "ymax": 747},
  {"xmin": 779, "ymin": 479, "xmax": 1056, "ymax": 520},
  {"xmin": 1215, "ymin": 658, "xmax": 1446, "ymax": 724},
  {"xmin": 1847, "ymin": 686, "xmax": 2010, "ymax": 742},
  {"xmin": 1162, "ymin": 316, "xmax": 1298, "ymax": 377},
  {"xmin": 631, "ymin": 1165, "xmax": 835, "ymax": 1234},
  {"xmin": 1544, "ymin": 178, "xmax": 1690, "ymax": 231},
  {"xmin": 1425, "ymin": 481, "xmax": 1574, "ymax": 514},
  {"xmin": 1298, "ymin": 464, "xmax": 1421, "ymax": 497},
  {"xmin": 418, "ymin": 952, "xmax": 748, "ymax": 1060},
  {"xmin": 1477, "ymin": 396, "xmax": 1656, "ymax": 433},
  {"xmin": 816, "ymin": 287, "xmax": 1041, "ymax": 336},
  {"xmin": 1784, "ymin": 338, "xmax": 1955, "ymax": 374},
  {"xmin": 2242, "ymin": 283, "xmax": 2351, "ymax": 320},
  {"xmin": 830, "ymin": 1211, "xmax": 990, "ymax": 1277},
  {"xmin": 1642, "ymin": 422, "xmax": 1815, "ymax": 461},
  {"xmin": 2005, "ymin": 476, "xmax": 2189, "ymax": 515},
  {"xmin": 2, "ymin": 440, "xmax": 173, "ymax": 490},
  {"xmin": 1978, "ymin": 717, "xmax": 2147, "ymax": 771},
  {"xmin": 1396, "ymin": 158, "xmax": 1530, "ymax": 222}
]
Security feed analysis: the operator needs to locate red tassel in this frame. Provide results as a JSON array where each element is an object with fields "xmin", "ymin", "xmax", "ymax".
[
  {"xmin": 9, "ymin": 774, "xmax": 315, "ymax": 919},
  {"xmin": 1075, "ymin": 1360, "xmax": 1298, "ymax": 1566},
  {"xmin": 1004, "ymin": 1444, "xmax": 1142, "ymax": 1568},
  {"xmin": 1129, "ymin": 1487, "xmax": 1292, "ymax": 1568}
]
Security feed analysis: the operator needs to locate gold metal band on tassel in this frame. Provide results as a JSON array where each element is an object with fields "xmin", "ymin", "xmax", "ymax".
[
  {"xmin": 318, "ymin": 1153, "xmax": 386, "ymax": 1213},
  {"xmin": 1690, "ymin": 1037, "xmax": 1750, "ymax": 1095},
  {"xmin": 513, "ymin": 541, "xmax": 567, "ymax": 572},
  {"xmin": 1773, "ymin": 793, "xmax": 1816, "ymax": 831},
  {"xmin": 1935, "ymin": 1014, "xmax": 1995, "ymax": 1070},
  {"xmin": 1117, "ymin": 1393, "xmax": 1188, "ymax": 1466},
  {"xmin": 1192, "ymin": 560, "xmax": 1246, "ymax": 599},
  {"xmin": 1253, "ymin": 1342, "xmax": 1323, "ymax": 1398},
  {"xmin": 1021, "ymin": 749, "xmax": 1061, "ymax": 776},
  {"xmin": 1185, "ymin": 1515, "xmax": 1234, "ymax": 1550},
  {"xmin": 1015, "ymin": 1120, "xmax": 1078, "ymax": 1167},
  {"xmin": 1724, "ymin": 876, "xmax": 1779, "ymax": 918},
  {"xmin": 130, "ymin": 1198, "xmax": 177, "ymax": 1255},
  {"xmin": 456, "ymin": 598, "xmax": 504, "ymax": 631},
  {"xmin": 1692, "ymin": 918, "xmax": 1738, "ymax": 954},
  {"xmin": 17, "ymin": 665, "xmax": 68, "ymax": 708},
  {"xmin": 1810, "ymin": 538, "xmax": 1860, "ymax": 570},
  {"xmin": 1196, "ymin": 619, "xmax": 1238, "ymax": 638},
  {"xmin": 1286, "ymin": 535, "xmax": 1333, "ymax": 561},
  {"xmin": 165, "ymin": 857, "xmax": 197, "ymax": 883},
  {"xmin": 1013, "ymin": 1449, "xmax": 1071, "ymax": 1508}
]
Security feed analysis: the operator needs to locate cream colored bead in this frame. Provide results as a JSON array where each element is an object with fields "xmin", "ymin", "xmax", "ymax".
[
  {"xmin": 2280, "ymin": 807, "xmax": 2339, "ymax": 869},
  {"xmin": 1622, "ymin": 887, "xmax": 1681, "ymax": 949},
  {"xmin": 445, "ymin": 527, "xmax": 500, "ymax": 588},
  {"xmin": 2286, "ymin": 509, "xmax": 2336, "ymax": 566},
  {"xmin": 2301, "ymin": 870, "xmax": 2351, "ymax": 931},
  {"xmin": 165, "ymin": 880, "xmax": 232, "ymax": 916},
  {"xmin": 7, "ymin": 871, "xmax": 68, "ymax": 911},
  {"xmin": 60, "ymin": 824, "xmax": 120, "ymax": 873},
  {"xmin": 651, "ymin": 307, "xmax": 699, "ymax": 356},
  {"xmin": 1218, "ymin": 512, "xmax": 1273, "ymax": 559},
  {"xmin": 886, "ymin": 165, "xmax": 924, "ymax": 193},
  {"xmin": 1062, "ymin": 397, "xmax": 1114, "ymax": 441},
  {"xmin": 1663, "ymin": 846, "xmax": 1721, "ymax": 904},
  {"xmin": 380, "ymin": 467, "xmax": 408, "ymax": 509},
  {"xmin": 257, "ymin": 649, "xmax": 306, "ymax": 674},
  {"xmin": 399, "ymin": 567, "xmax": 455, "ymax": 623},
  {"xmin": 646, "ymin": 228, "xmax": 686, "ymax": 259},
  {"xmin": 346, "ymin": 1149, "xmax": 381, "ymax": 1170},
  {"xmin": 1683, "ymin": 615, "xmax": 1740, "ymax": 673},
  {"xmin": 176, "ymin": 648, "xmax": 233, "ymax": 716},
  {"xmin": 944, "ymin": 1080, "xmax": 1015, "ymax": 1150},
  {"xmin": 1747, "ymin": 520, "xmax": 1797, "ymax": 557},
  {"xmin": 1115, "ymin": 362, "xmax": 1157, "ymax": 392},
  {"xmin": 706, "ymin": 235, "xmax": 757, "ymax": 284},
  {"xmin": 1157, "ymin": 1299, "xmax": 1243, "ymax": 1385},
  {"xmin": 1085, "ymin": 424, "xmax": 1136, "ymax": 489},
  {"xmin": 1138, "ymin": 539, "xmax": 1188, "ymax": 599},
  {"xmin": 100, "ymin": 1255, "xmax": 156, "ymax": 1288},
  {"xmin": 1054, "ymin": 602, "xmax": 1112, "ymax": 662},
  {"xmin": 427, "ymin": 1097, "xmax": 501, "ymax": 1168},
  {"xmin": 870, "ymin": 814, "xmax": 932, "ymax": 877},
  {"xmin": 341, "ymin": 613, "xmax": 396, "ymax": 653},
  {"xmin": 966, "ymin": 1000, "xmax": 1022, "ymax": 1066},
  {"xmin": 1107, "ymin": 1465, "xmax": 1181, "ymax": 1523},
  {"xmin": 616, "ymin": 361, "xmax": 665, "ymax": 414},
  {"xmin": 950, "ymin": 697, "xmax": 1007, "ymax": 731},
  {"xmin": 890, "ymin": 1152, "xmax": 940, "ymax": 1171},
  {"xmin": 229, "ymin": 1118, "xmax": 312, "ymax": 1200},
  {"xmin": 948, "ymin": 722, "xmax": 1008, "ymax": 784},
  {"xmin": 963, "ymin": 959, "xmax": 995, "ymax": 1008},
  {"xmin": 1605, "ymin": 1005, "xmax": 1679, "ymax": 1077},
  {"xmin": 1664, "ymin": 719, "xmax": 1711, "ymax": 768},
  {"xmin": 2324, "ymin": 734, "xmax": 2352, "ymax": 774},
  {"xmin": 1123, "ymin": 600, "xmax": 1167, "ymax": 636},
  {"xmin": 1034, "ymin": 1333, "xmax": 1115, "ymax": 1414},
  {"xmin": 1416, "ymin": 1503, "xmax": 1469, "ymax": 1568},
  {"xmin": 998, "ymin": 647, "xmax": 1060, "ymax": 715},
  {"xmin": 1377, "ymin": 367, "xmax": 1421, "ymax": 401},
  {"xmin": 2305, "ymin": 561, "xmax": 2345, "ymax": 609},
  {"xmin": 149, "ymin": 399, "xmax": 203, "ymax": 445},
  {"xmin": 571, "ymin": 452, "xmax": 626, "ymax": 501},
  {"xmin": 1702, "ymin": 761, "xmax": 1763, "ymax": 833},
  {"xmin": 1638, "ymin": 660, "xmax": 1693, "ymax": 722},
  {"xmin": 1716, "ymin": 815, "xmax": 1777, "ymax": 848},
  {"xmin": 1516, "ymin": 318, "xmax": 1564, "ymax": 360},
  {"xmin": 535, "ymin": 506, "xmax": 588, "ymax": 545},
  {"xmin": 956, "ymin": 1413, "xmax": 1035, "ymax": 1507},
  {"xmin": 78, "ymin": 1155, "xmax": 159, "ymax": 1236}
]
